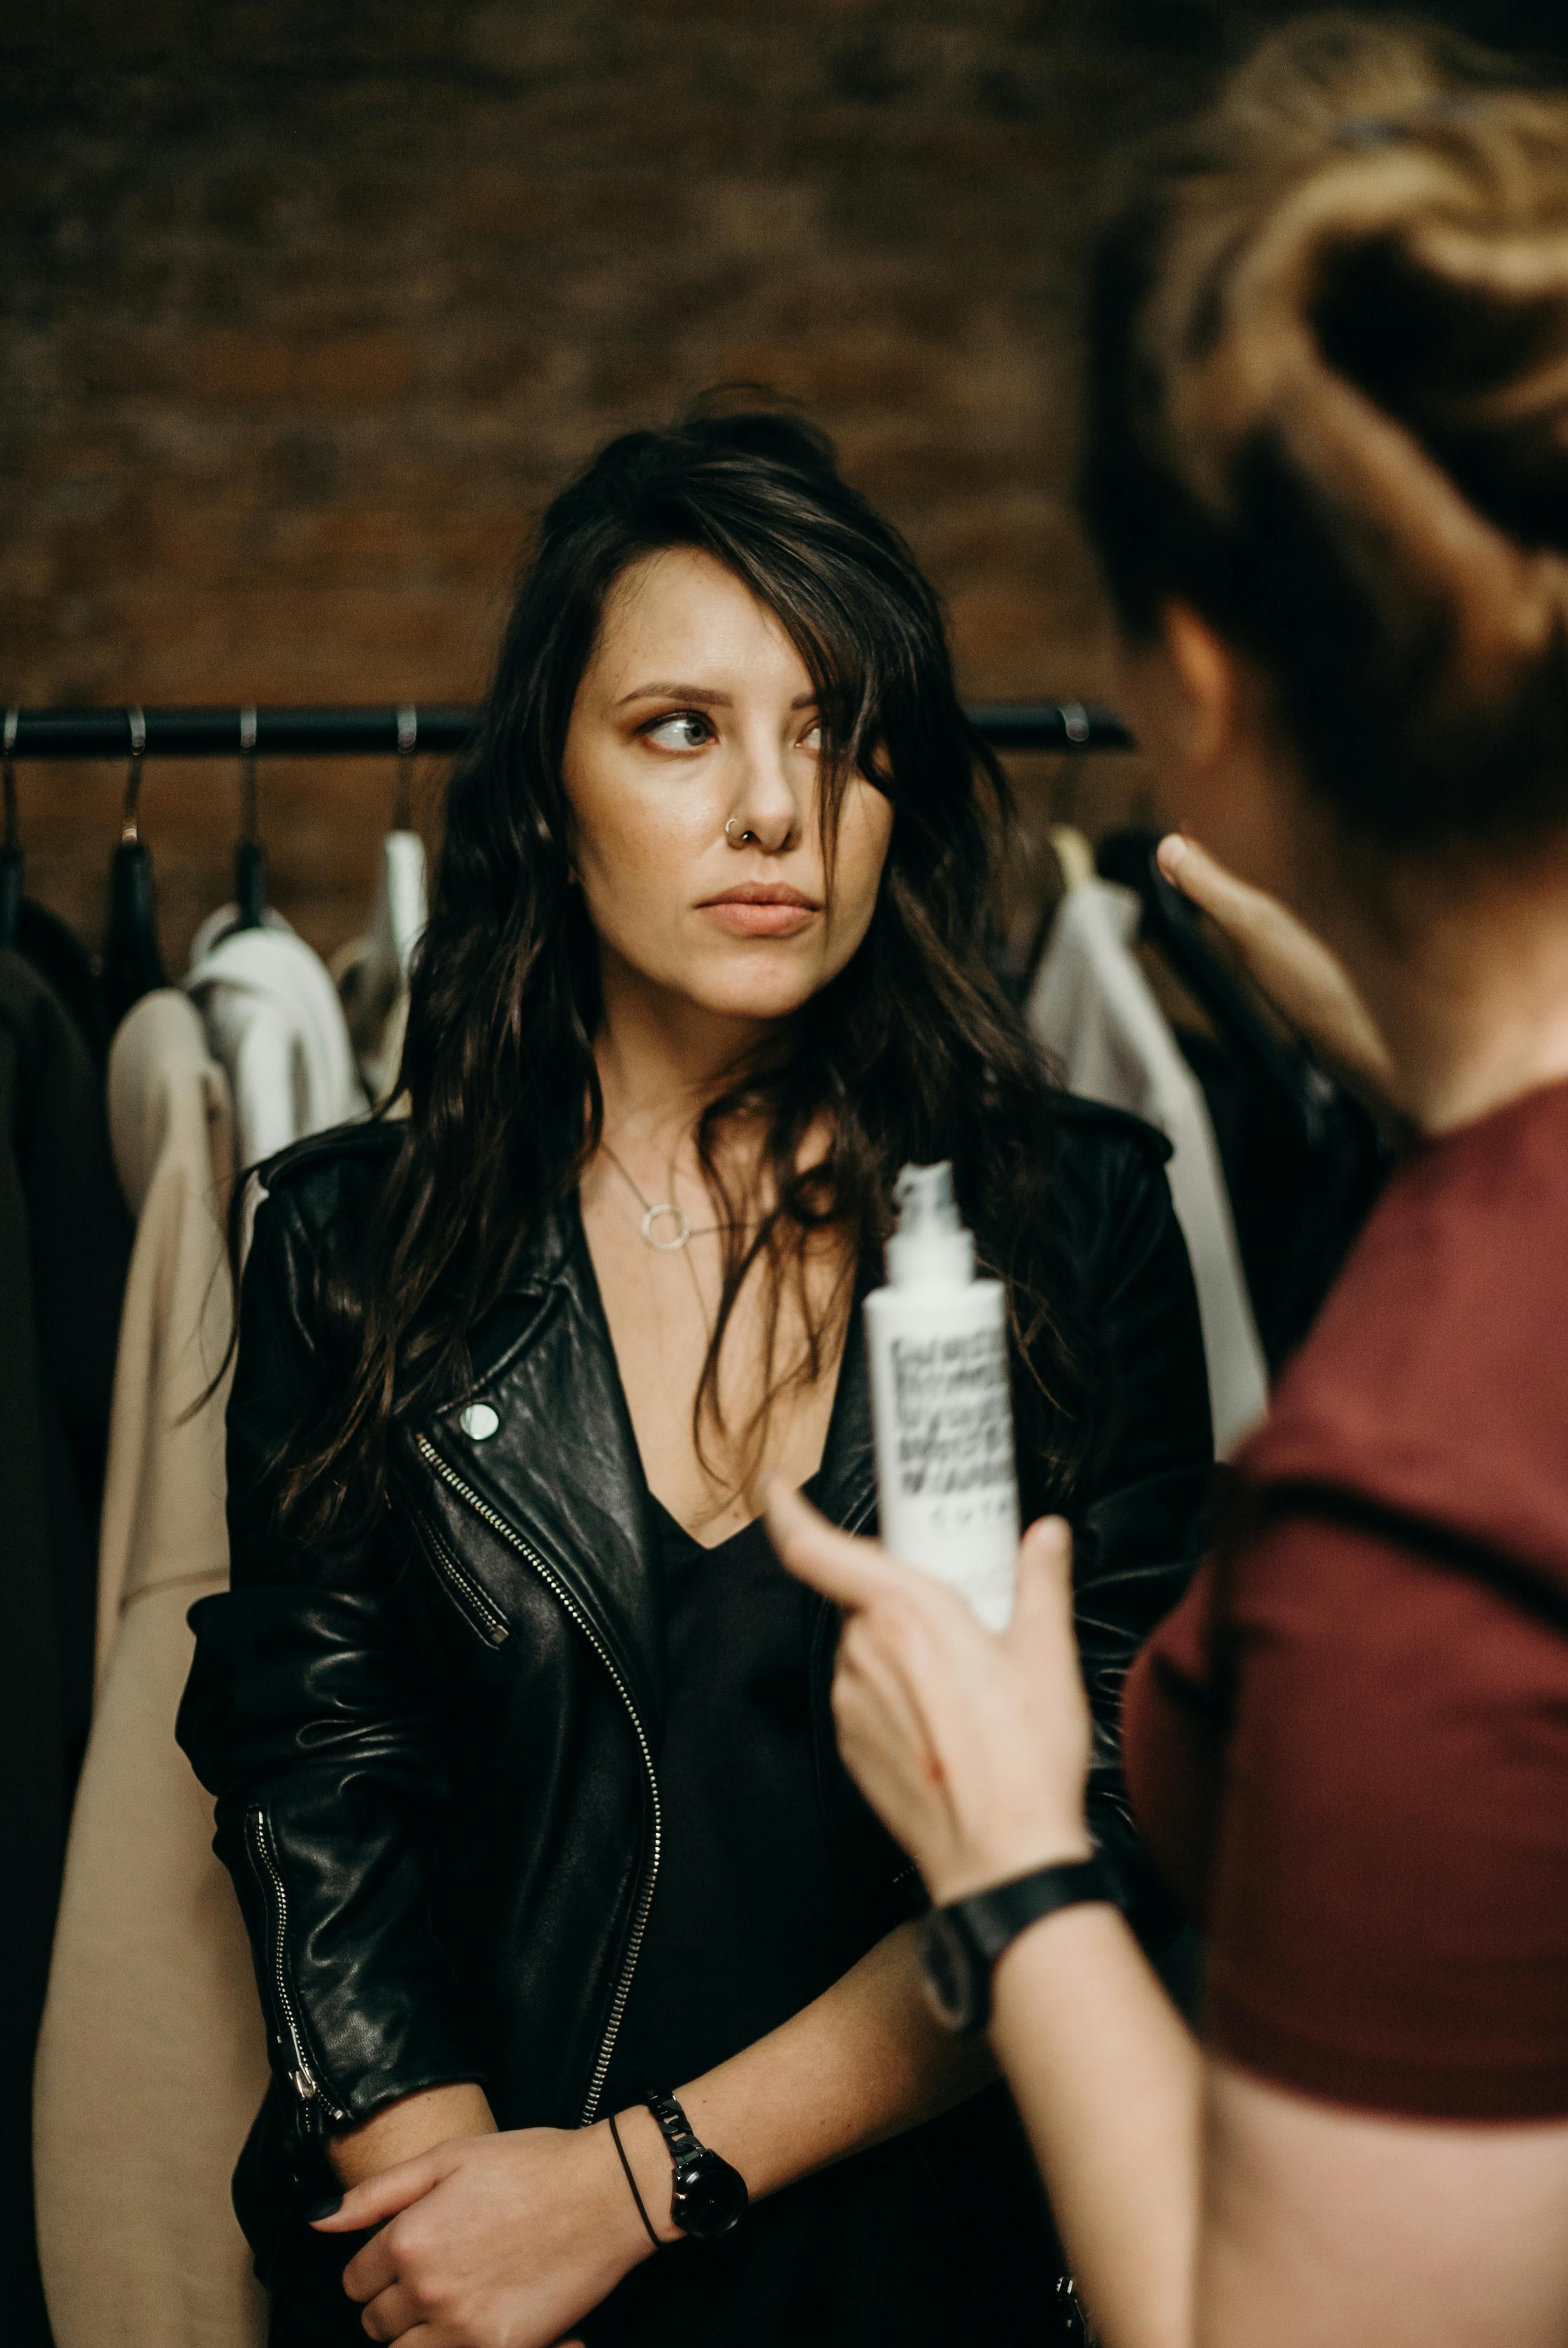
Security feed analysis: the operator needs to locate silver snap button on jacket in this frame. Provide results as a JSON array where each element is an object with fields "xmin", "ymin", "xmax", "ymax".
[{"xmin": 459, "ymin": 1402, "xmax": 499, "ymax": 1440}]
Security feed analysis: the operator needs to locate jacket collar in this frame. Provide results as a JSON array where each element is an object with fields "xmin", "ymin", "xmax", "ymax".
[{"xmin": 420, "ymin": 1192, "xmax": 877, "ymax": 1724}]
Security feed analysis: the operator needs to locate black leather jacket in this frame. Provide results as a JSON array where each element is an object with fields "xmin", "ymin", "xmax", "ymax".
[{"xmin": 178, "ymin": 1095, "xmax": 1212, "ymax": 2290}]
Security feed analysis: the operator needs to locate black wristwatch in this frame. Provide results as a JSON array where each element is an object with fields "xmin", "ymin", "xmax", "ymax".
[
  {"xmin": 920, "ymin": 1857, "xmax": 1112, "ymax": 2036},
  {"xmin": 643, "ymin": 2088, "xmax": 749, "ymax": 2241}
]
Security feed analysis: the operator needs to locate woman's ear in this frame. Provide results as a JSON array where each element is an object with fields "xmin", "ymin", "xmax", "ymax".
[{"xmin": 1160, "ymin": 599, "xmax": 1242, "ymax": 773}]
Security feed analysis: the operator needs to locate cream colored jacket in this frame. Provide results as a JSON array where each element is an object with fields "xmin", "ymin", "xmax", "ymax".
[{"xmin": 34, "ymin": 990, "xmax": 268, "ymax": 2348}]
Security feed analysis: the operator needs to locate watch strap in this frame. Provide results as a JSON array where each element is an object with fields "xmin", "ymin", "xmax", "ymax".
[
  {"xmin": 644, "ymin": 2086, "xmax": 703, "ymax": 2169},
  {"xmin": 954, "ymin": 1855, "xmax": 1112, "ymax": 1971},
  {"xmin": 922, "ymin": 1855, "xmax": 1113, "ymax": 2034}
]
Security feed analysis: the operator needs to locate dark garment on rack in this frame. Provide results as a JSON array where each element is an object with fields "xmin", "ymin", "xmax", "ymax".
[
  {"xmin": 1176, "ymin": 1026, "xmax": 1386, "ymax": 1371},
  {"xmin": 587, "ymin": 1487, "xmax": 1066, "ymax": 2345},
  {"xmin": 102, "ymin": 839, "xmax": 167, "ymax": 1032},
  {"xmin": 1093, "ymin": 828, "xmax": 1388, "ymax": 1373},
  {"xmin": 0, "ymin": 949, "xmax": 130, "ymax": 2348},
  {"xmin": 15, "ymin": 899, "xmax": 111, "ymax": 1066}
]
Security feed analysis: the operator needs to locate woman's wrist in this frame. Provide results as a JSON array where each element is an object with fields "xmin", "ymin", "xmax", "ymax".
[
  {"xmin": 600, "ymin": 2104, "xmax": 684, "ymax": 2254},
  {"xmin": 925, "ymin": 1826, "xmax": 1095, "ymax": 1910},
  {"xmin": 327, "ymin": 2079, "xmax": 497, "ymax": 2185}
]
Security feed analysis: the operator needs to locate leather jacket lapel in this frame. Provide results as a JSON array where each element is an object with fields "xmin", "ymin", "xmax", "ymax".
[
  {"xmin": 419, "ymin": 1218, "xmax": 877, "ymax": 1745},
  {"xmin": 420, "ymin": 1193, "xmax": 665, "ymax": 1732},
  {"xmin": 817, "ymin": 1288, "xmax": 877, "ymax": 1538}
]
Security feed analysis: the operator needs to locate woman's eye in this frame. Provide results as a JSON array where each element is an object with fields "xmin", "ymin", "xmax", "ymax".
[
  {"xmin": 645, "ymin": 711, "xmax": 714, "ymax": 752},
  {"xmin": 798, "ymin": 720, "xmax": 822, "ymax": 754}
]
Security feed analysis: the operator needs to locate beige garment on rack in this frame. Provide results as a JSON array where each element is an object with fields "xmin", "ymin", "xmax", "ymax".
[
  {"xmin": 1029, "ymin": 878, "xmax": 1270, "ymax": 1456},
  {"xmin": 33, "ymin": 991, "xmax": 268, "ymax": 2348},
  {"xmin": 330, "ymin": 827, "xmax": 428, "ymax": 1106}
]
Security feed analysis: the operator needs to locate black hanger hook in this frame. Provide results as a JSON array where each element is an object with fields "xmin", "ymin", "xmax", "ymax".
[
  {"xmin": 395, "ymin": 703, "xmax": 417, "ymax": 832},
  {"xmin": 2, "ymin": 709, "xmax": 17, "ymax": 855},
  {"xmin": 239, "ymin": 705, "xmax": 260, "ymax": 843},
  {"xmin": 0, "ymin": 707, "xmax": 20, "ymax": 950},
  {"xmin": 234, "ymin": 705, "xmax": 268, "ymax": 930},
  {"xmin": 121, "ymin": 703, "xmax": 147, "ymax": 844},
  {"xmin": 1046, "ymin": 701, "xmax": 1092, "ymax": 829}
]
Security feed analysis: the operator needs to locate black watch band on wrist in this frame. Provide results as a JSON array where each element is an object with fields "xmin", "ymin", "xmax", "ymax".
[
  {"xmin": 919, "ymin": 1855, "xmax": 1112, "ymax": 2036},
  {"xmin": 643, "ymin": 2088, "xmax": 750, "ymax": 2241}
]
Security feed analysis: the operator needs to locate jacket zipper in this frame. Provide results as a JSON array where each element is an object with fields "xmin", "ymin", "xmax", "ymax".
[
  {"xmin": 413, "ymin": 1505, "xmax": 511, "ymax": 1647},
  {"xmin": 246, "ymin": 1807, "xmax": 346, "ymax": 2126},
  {"xmin": 415, "ymin": 1433, "xmax": 661, "ymax": 2126}
]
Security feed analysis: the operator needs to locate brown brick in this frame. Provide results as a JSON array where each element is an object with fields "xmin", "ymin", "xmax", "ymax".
[
  {"xmin": 14, "ymin": 0, "xmax": 1535, "ymax": 975},
  {"xmin": 193, "ymin": 331, "xmax": 416, "ymax": 406}
]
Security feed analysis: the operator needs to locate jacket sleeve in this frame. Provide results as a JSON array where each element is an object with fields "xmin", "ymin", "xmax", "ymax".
[
  {"xmin": 1064, "ymin": 1131, "xmax": 1215, "ymax": 1949},
  {"xmin": 176, "ymin": 1181, "xmax": 484, "ymax": 2149}
]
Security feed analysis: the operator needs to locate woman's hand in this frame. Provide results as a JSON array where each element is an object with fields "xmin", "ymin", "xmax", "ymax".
[
  {"xmin": 1157, "ymin": 833, "xmax": 1403, "ymax": 1120},
  {"xmin": 312, "ymin": 2118, "xmax": 656, "ymax": 2347},
  {"xmin": 764, "ymin": 1485, "xmax": 1094, "ymax": 1905},
  {"xmin": 329, "ymin": 2081, "xmax": 499, "ymax": 2187}
]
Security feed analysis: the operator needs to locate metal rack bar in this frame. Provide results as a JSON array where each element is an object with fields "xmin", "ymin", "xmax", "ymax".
[{"xmin": 0, "ymin": 700, "xmax": 1134, "ymax": 761}]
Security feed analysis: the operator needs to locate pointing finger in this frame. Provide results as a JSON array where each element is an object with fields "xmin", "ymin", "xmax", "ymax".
[{"xmin": 764, "ymin": 1480, "xmax": 912, "ymax": 1611}]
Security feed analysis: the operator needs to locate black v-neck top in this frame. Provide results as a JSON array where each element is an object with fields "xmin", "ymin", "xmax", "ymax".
[
  {"xmin": 600, "ymin": 1480, "xmax": 846, "ymax": 2110},
  {"xmin": 584, "ymin": 1474, "xmax": 1065, "ymax": 2348}
]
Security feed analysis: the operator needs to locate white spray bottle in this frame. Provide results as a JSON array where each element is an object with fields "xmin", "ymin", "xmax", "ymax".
[{"xmin": 864, "ymin": 1162, "xmax": 1020, "ymax": 1631}]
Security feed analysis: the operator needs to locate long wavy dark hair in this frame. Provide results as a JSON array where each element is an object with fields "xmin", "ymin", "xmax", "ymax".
[{"xmin": 282, "ymin": 408, "xmax": 1098, "ymax": 1534}]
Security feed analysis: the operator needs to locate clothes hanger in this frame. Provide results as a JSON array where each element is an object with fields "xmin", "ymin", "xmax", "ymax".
[
  {"xmin": 374, "ymin": 703, "xmax": 428, "ymax": 985},
  {"xmin": 1, "ymin": 704, "xmax": 112, "ymax": 1055},
  {"xmin": 233, "ymin": 704, "xmax": 269, "ymax": 930},
  {"xmin": 0, "ymin": 709, "xmax": 21, "ymax": 949},
  {"xmin": 103, "ymin": 703, "xmax": 167, "ymax": 1028},
  {"xmin": 1042, "ymin": 725, "xmax": 1097, "ymax": 897},
  {"xmin": 1096, "ymin": 827, "xmax": 1334, "ymax": 1147},
  {"xmin": 333, "ymin": 705, "xmax": 428, "ymax": 1102},
  {"xmin": 1046, "ymin": 823, "xmax": 1096, "ymax": 893},
  {"xmin": 1011, "ymin": 745, "xmax": 1099, "ymax": 1002}
]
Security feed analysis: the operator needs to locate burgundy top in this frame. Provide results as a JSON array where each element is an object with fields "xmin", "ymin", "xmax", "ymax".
[{"xmin": 1124, "ymin": 1077, "xmax": 1568, "ymax": 2119}]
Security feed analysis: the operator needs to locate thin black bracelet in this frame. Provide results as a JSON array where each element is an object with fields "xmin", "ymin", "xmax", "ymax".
[{"xmin": 608, "ymin": 2109, "xmax": 662, "ymax": 2252}]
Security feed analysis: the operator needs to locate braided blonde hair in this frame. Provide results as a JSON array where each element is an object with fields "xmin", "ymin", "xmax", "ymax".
[{"xmin": 1082, "ymin": 14, "xmax": 1568, "ymax": 849}]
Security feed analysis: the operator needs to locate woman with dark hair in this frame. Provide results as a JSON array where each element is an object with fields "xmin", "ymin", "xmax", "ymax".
[
  {"xmin": 769, "ymin": 19, "xmax": 1568, "ymax": 2348},
  {"xmin": 178, "ymin": 409, "xmax": 1211, "ymax": 2348}
]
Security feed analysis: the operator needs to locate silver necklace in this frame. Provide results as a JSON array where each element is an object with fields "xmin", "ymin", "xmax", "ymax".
[{"xmin": 599, "ymin": 1143, "xmax": 734, "ymax": 1253}]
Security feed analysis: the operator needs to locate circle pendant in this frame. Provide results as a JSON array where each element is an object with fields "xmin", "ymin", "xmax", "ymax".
[{"xmin": 640, "ymin": 1202, "xmax": 692, "ymax": 1252}]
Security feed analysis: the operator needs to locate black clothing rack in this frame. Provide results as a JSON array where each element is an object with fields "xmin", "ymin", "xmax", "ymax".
[{"xmin": 0, "ymin": 701, "xmax": 1133, "ymax": 761}]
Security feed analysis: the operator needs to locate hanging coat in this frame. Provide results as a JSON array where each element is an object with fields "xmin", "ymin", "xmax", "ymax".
[
  {"xmin": 1029, "ymin": 878, "xmax": 1268, "ymax": 1455},
  {"xmin": 33, "ymin": 990, "xmax": 269, "ymax": 2348},
  {"xmin": 330, "ymin": 828, "xmax": 427, "ymax": 1106},
  {"xmin": 185, "ymin": 907, "xmax": 365, "ymax": 1170},
  {"xmin": 0, "ymin": 947, "xmax": 129, "ymax": 2348}
]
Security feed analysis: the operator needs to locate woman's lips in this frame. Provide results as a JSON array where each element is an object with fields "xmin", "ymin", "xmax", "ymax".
[{"xmin": 698, "ymin": 884, "xmax": 821, "ymax": 938}]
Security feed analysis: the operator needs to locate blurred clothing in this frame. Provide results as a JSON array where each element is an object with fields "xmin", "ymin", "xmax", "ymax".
[
  {"xmin": 34, "ymin": 990, "xmax": 269, "ymax": 2348},
  {"xmin": 1127, "ymin": 1074, "xmax": 1568, "ymax": 2118},
  {"xmin": 0, "ymin": 948, "xmax": 129, "ymax": 2348},
  {"xmin": 1029, "ymin": 878, "xmax": 1267, "ymax": 1452}
]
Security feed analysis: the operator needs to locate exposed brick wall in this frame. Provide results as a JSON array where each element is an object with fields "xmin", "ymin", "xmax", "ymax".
[{"xmin": 3, "ymin": 0, "xmax": 1558, "ymax": 972}]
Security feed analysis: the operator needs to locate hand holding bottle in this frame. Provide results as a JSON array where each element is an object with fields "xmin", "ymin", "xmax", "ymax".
[
  {"xmin": 765, "ymin": 1483, "xmax": 1094, "ymax": 1907},
  {"xmin": 865, "ymin": 1161, "xmax": 1021, "ymax": 1631}
]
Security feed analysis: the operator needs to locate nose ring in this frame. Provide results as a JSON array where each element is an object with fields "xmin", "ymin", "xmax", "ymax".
[{"xmin": 724, "ymin": 817, "xmax": 758, "ymax": 846}]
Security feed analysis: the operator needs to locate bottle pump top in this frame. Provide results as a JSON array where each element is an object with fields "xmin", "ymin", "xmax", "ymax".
[{"xmin": 885, "ymin": 1161, "xmax": 976, "ymax": 1287}]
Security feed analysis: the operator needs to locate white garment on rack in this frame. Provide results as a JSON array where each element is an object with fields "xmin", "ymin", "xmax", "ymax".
[
  {"xmin": 1027, "ymin": 878, "xmax": 1268, "ymax": 1456},
  {"xmin": 33, "ymin": 990, "xmax": 267, "ymax": 2348},
  {"xmin": 330, "ymin": 830, "xmax": 428, "ymax": 1106},
  {"xmin": 186, "ymin": 903, "xmax": 365, "ymax": 1169}
]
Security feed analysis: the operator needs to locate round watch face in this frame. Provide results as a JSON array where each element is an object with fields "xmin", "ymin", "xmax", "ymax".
[
  {"xmin": 920, "ymin": 1909, "xmax": 983, "ymax": 2035},
  {"xmin": 672, "ymin": 2150, "xmax": 750, "ymax": 2241}
]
